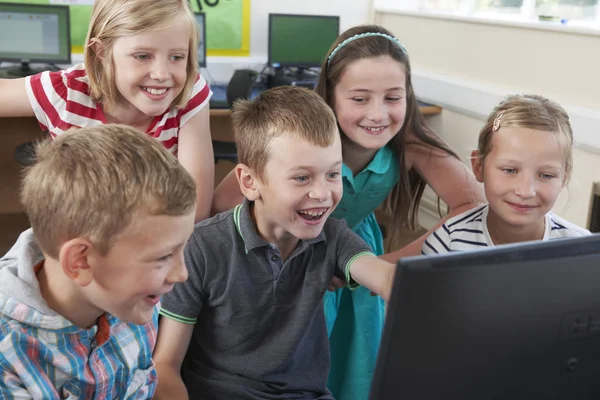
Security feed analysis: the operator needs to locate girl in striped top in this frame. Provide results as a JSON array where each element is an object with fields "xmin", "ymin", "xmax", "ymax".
[
  {"xmin": 0, "ymin": 0, "xmax": 214, "ymax": 222},
  {"xmin": 422, "ymin": 94, "xmax": 590, "ymax": 255}
]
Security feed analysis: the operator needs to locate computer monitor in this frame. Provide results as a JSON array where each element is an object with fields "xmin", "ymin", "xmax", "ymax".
[
  {"xmin": 371, "ymin": 235, "xmax": 600, "ymax": 400},
  {"xmin": 268, "ymin": 13, "xmax": 339, "ymax": 69},
  {"xmin": 0, "ymin": 2, "xmax": 70, "ymax": 77},
  {"xmin": 194, "ymin": 12, "xmax": 206, "ymax": 69}
]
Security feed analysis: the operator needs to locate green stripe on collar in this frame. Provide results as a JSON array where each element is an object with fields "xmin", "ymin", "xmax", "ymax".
[{"xmin": 232, "ymin": 204, "xmax": 249, "ymax": 254}]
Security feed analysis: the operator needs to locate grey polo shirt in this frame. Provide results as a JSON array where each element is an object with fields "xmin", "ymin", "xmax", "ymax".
[{"xmin": 160, "ymin": 199, "xmax": 372, "ymax": 400}]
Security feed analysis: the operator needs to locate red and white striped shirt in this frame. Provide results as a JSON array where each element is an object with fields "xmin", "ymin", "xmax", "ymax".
[{"xmin": 25, "ymin": 63, "xmax": 212, "ymax": 155}]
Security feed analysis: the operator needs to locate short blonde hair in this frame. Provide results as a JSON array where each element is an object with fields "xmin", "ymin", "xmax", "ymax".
[
  {"xmin": 232, "ymin": 86, "xmax": 338, "ymax": 181},
  {"xmin": 477, "ymin": 94, "xmax": 574, "ymax": 183},
  {"xmin": 84, "ymin": 0, "xmax": 199, "ymax": 113},
  {"xmin": 21, "ymin": 124, "xmax": 196, "ymax": 259}
]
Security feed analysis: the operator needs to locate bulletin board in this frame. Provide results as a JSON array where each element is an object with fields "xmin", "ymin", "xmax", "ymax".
[{"xmin": 4, "ymin": 0, "xmax": 251, "ymax": 57}]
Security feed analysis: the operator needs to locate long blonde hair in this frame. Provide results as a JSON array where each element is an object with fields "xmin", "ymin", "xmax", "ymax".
[{"xmin": 84, "ymin": 0, "xmax": 199, "ymax": 113}]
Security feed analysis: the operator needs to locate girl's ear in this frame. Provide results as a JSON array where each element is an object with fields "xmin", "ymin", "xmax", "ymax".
[
  {"xmin": 471, "ymin": 150, "xmax": 485, "ymax": 183},
  {"xmin": 89, "ymin": 38, "xmax": 105, "ymax": 61},
  {"xmin": 235, "ymin": 163, "xmax": 261, "ymax": 201}
]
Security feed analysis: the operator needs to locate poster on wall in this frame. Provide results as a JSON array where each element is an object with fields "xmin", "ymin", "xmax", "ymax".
[{"xmin": 5, "ymin": 0, "xmax": 250, "ymax": 57}]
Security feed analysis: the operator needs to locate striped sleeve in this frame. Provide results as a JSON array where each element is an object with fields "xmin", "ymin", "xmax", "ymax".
[
  {"xmin": 0, "ymin": 365, "xmax": 30, "ymax": 399},
  {"xmin": 422, "ymin": 223, "xmax": 452, "ymax": 255},
  {"xmin": 179, "ymin": 73, "xmax": 212, "ymax": 127},
  {"xmin": 25, "ymin": 65, "xmax": 101, "ymax": 136}
]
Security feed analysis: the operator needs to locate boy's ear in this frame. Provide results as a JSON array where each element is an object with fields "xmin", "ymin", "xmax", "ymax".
[
  {"xmin": 471, "ymin": 150, "xmax": 484, "ymax": 183},
  {"xmin": 58, "ymin": 238, "xmax": 94, "ymax": 287},
  {"xmin": 235, "ymin": 163, "xmax": 261, "ymax": 201}
]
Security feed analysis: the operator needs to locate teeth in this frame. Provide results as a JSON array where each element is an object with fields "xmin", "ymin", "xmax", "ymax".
[
  {"xmin": 298, "ymin": 210, "xmax": 326, "ymax": 217},
  {"xmin": 143, "ymin": 87, "xmax": 167, "ymax": 95},
  {"xmin": 364, "ymin": 126, "xmax": 385, "ymax": 132}
]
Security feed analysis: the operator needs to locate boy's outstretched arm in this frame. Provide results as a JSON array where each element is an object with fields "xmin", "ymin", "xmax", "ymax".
[
  {"xmin": 0, "ymin": 78, "xmax": 35, "ymax": 117},
  {"xmin": 153, "ymin": 317, "xmax": 195, "ymax": 400},
  {"xmin": 348, "ymin": 255, "xmax": 396, "ymax": 302}
]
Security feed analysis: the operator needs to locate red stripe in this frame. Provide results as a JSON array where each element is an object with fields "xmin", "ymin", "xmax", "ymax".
[
  {"xmin": 30, "ymin": 72, "xmax": 77, "ymax": 132},
  {"xmin": 161, "ymin": 137, "xmax": 177, "ymax": 150}
]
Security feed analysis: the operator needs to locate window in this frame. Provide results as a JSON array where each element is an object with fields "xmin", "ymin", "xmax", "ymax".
[
  {"xmin": 536, "ymin": 0, "xmax": 598, "ymax": 22},
  {"xmin": 377, "ymin": 0, "xmax": 600, "ymax": 26}
]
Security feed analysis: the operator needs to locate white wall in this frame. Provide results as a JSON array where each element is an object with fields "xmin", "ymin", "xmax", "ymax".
[
  {"xmin": 204, "ymin": 0, "xmax": 373, "ymax": 82},
  {"xmin": 374, "ymin": 10, "xmax": 600, "ymax": 229}
]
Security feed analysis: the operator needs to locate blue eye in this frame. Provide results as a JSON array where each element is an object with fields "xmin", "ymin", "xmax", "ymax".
[
  {"xmin": 294, "ymin": 176, "xmax": 309, "ymax": 183},
  {"xmin": 170, "ymin": 55, "xmax": 185, "ymax": 61},
  {"xmin": 327, "ymin": 172, "xmax": 341, "ymax": 179},
  {"xmin": 501, "ymin": 168, "xmax": 517, "ymax": 174}
]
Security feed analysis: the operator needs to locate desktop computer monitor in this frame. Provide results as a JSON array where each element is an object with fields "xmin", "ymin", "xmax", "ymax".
[
  {"xmin": 371, "ymin": 235, "xmax": 600, "ymax": 400},
  {"xmin": 194, "ymin": 12, "xmax": 206, "ymax": 68},
  {"xmin": 0, "ymin": 2, "xmax": 70, "ymax": 77},
  {"xmin": 268, "ymin": 13, "xmax": 339, "ymax": 69}
]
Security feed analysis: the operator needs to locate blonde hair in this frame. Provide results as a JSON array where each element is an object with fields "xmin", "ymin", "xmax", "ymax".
[
  {"xmin": 232, "ymin": 86, "xmax": 338, "ymax": 182},
  {"xmin": 84, "ymin": 0, "xmax": 199, "ymax": 113},
  {"xmin": 477, "ymin": 94, "xmax": 574, "ymax": 183},
  {"xmin": 21, "ymin": 124, "xmax": 197, "ymax": 259},
  {"xmin": 316, "ymin": 24, "xmax": 460, "ymax": 241}
]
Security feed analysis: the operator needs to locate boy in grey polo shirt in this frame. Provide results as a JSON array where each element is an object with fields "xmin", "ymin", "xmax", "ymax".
[{"xmin": 154, "ymin": 86, "xmax": 396, "ymax": 400}]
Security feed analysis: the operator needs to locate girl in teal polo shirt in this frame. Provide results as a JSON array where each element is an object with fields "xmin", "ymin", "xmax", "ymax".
[{"xmin": 316, "ymin": 25, "xmax": 485, "ymax": 400}]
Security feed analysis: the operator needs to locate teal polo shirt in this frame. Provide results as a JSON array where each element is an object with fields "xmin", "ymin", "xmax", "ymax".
[
  {"xmin": 160, "ymin": 199, "xmax": 372, "ymax": 400},
  {"xmin": 332, "ymin": 145, "xmax": 400, "ymax": 229}
]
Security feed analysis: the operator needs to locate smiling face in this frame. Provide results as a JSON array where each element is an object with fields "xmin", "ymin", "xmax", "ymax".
[
  {"xmin": 82, "ymin": 211, "xmax": 194, "ymax": 325},
  {"xmin": 109, "ymin": 13, "xmax": 190, "ymax": 123},
  {"xmin": 250, "ymin": 132, "xmax": 343, "ymax": 247},
  {"xmin": 333, "ymin": 55, "xmax": 407, "ymax": 152},
  {"xmin": 472, "ymin": 127, "xmax": 566, "ymax": 241}
]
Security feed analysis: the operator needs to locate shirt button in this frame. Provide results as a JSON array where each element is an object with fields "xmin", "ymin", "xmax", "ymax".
[
  {"xmin": 348, "ymin": 190, "xmax": 355, "ymax": 195},
  {"xmin": 270, "ymin": 255, "xmax": 278, "ymax": 262}
]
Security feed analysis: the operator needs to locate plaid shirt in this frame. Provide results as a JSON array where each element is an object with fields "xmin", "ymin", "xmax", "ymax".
[
  {"xmin": 0, "ymin": 302, "xmax": 158, "ymax": 399},
  {"xmin": 0, "ymin": 230, "xmax": 157, "ymax": 399}
]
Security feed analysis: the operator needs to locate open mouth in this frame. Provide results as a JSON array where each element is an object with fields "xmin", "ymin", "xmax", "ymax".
[
  {"xmin": 297, "ymin": 207, "xmax": 329, "ymax": 221},
  {"xmin": 141, "ymin": 87, "xmax": 169, "ymax": 95},
  {"xmin": 361, "ymin": 125, "xmax": 387, "ymax": 133}
]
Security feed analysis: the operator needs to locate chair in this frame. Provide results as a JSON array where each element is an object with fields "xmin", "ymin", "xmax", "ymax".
[
  {"xmin": 212, "ymin": 140, "xmax": 237, "ymax": 164},
  {"xmin": 14, "ymin": 142, "xmax": 36, "ymax": 167}
]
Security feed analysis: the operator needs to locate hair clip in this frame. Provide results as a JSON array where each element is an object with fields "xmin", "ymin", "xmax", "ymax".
[{"xmin": 492, "ymin": 113, "xmax": 503, "ymax": 131}]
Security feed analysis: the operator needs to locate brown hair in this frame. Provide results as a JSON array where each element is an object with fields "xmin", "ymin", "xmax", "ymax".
[
  {"xmin": 476, "ymin": 94, "xmax": 573, "ymax": 183},
  {"xmin": 316, "ymin": 24, "xmax": 459, "ymax": 241},
  {"xmin": 21, "ymin": 124, "xmax": 196, "ymax": 259},
  {"xmin": 84, "ymin": 0, "xmax": 199, "ymax": 113},
  {"xmin": 232, "ymin": 86, "xmax": 338, "ymax": 182}
]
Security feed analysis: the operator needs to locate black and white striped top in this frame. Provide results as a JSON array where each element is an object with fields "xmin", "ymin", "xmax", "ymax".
[{"xmin": 422, "ymin": 205, "xmax": 590, "ymax": 255}]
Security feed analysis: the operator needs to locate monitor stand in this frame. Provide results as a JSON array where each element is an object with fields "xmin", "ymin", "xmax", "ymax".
[
  {"xmin": 0, "ymin": 62, "xmax": 56, "ymax": 79},
  {"xmin": 267, "ymin": 67, "xmax": 319, "ymax": 89}
]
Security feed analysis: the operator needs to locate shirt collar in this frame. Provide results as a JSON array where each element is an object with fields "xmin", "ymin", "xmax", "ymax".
[
  {"xmin": 342, "ymin": 145, "xmax": 395, "ymax": 181},
  {"xmin": 233, "ymin": 198, "xmax": 327, "ymax": 254}
]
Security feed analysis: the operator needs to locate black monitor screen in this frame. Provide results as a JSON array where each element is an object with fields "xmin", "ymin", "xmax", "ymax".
[
  {"xmin": 194, "ymin": 12, "xmax": 206, "ymax": 68},
  {"xmin": 371, "ymin": 235, "xmax": 600, "ymax": 400},
  {"xmin": 0, "ymin": 2, "xmax": 70, "ymax": 64},
  {"xmin": 268, "ymin": 14, "xmax": 339, "ymax": 68}
]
